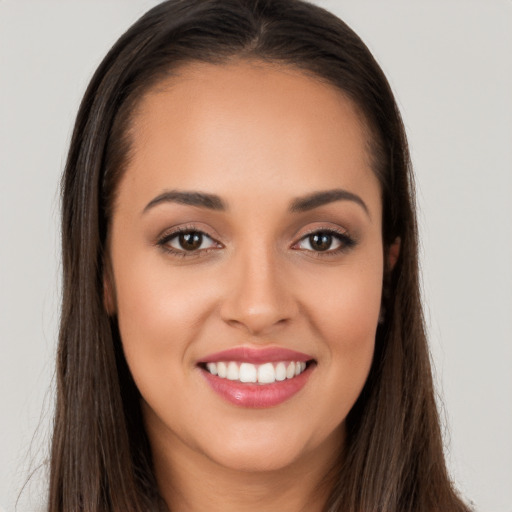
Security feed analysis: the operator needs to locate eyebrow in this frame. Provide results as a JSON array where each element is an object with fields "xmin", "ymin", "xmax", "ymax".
[
  {"xmin": 143, "ymin": 188, "xmax": 369, "ymax": 217},
  {"xmin": 143, "ymin": 190, "xmax": 227, "ymax": 213},
  {"xmin": 289, "ymin": 189, "xmax": 370, "ymax": 216}
]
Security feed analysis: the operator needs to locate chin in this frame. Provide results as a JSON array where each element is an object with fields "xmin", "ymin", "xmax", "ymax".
[
  {"xmin": 209, "ymin": 439, "xmax": 304, "ymax": 473},
  {"xmin": 197, "ymin": 418, "xmax": 344, "ymax": 474}
]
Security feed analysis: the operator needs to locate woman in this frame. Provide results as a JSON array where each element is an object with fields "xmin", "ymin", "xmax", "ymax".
[{"xmin": 50, "ymin": 0, "xmax": 471, "ymax": 510}]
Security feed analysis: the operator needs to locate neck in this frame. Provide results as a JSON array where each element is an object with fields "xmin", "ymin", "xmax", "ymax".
[{"xmin": 149, "ymin": 423, "xmax": 343, "ymax": 512}]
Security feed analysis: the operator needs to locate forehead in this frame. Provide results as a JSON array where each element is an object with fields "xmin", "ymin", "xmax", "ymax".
[{"xmin": 117, "ymin": 60, "xmax": 380, "ymax": 216}]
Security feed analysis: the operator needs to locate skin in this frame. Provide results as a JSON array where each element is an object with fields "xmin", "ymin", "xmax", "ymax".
[{"xmin": 107, "ymin": 60, "xmax": 396, "ymax": 512}]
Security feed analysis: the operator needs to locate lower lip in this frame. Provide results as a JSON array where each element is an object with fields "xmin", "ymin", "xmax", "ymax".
[{"xmin": 200, "ymin": 364, "xmax": 314, "ymax": 408}]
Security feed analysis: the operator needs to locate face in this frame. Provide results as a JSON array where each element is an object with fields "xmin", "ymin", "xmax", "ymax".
[{"xmin": 107, "ymin": 61, "xmax": 385, "ymax": 474}]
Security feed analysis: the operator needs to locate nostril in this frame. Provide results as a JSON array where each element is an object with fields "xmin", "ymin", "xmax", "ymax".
[{"xmin": 222, "ymin": 313, "xmax": 292, "ymax": 337}]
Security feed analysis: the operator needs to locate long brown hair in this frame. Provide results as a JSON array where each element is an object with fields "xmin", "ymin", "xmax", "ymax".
[{"xmin": 51, "ymin": 1, "xmax": 470, "ymax": 510}]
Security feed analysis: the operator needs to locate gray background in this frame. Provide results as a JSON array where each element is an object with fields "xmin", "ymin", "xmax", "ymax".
[{"xmin": 1, "ymin": 1, "xmax": 511, "ymax": 510}]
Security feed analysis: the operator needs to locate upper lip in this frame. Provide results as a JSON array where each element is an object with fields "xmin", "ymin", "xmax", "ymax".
[{"xmin": 198, "ymin": 346, "xmax": 313, "ymax": 364}]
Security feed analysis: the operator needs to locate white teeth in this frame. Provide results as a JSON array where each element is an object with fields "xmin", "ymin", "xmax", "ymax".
[
  {"xmin": 258, "ymin": 363, "xmax": 276, "ymax": 384},
  {"xmin": 217, "ymin": 361, "xmax": 227, "ymax": 378},
  {"xmin": 204, "ymin": 360, "xmax": 309, "ymax": 384},
  {"xmin": 275, "ymin": 362, "xmax": 286, "ymax": 381},
  {"xmin": 226, "ymin": 361, "xmax": 239, "ymax": 380},
  {"xmin": 206, "ymin": 362, "xmax": 217, "ymax": 376},
  {"xmin": 239, "ymin": 362, "xmax": 257, "ymax": 383}
]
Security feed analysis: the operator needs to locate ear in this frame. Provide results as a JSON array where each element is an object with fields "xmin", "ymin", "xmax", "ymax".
[
  {"xmin": 103, "ymin": 257, "xmax": 117, "ymax": 316},
  {"xmin": 379, "ymin": 237, "xmax": 401, "ymax": 324},
  {"xmin": 387, "ymin": 237, "xmax": 401, "ymax": 271}
]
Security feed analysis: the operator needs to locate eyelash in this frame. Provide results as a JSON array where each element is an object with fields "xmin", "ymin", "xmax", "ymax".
[
  {"xmin": 156, "ymin": 225, "xmax": 222, "ymax": 258},
  {"xmin": 293, "ymin": 227, "xmax": 356, "ymax": 257},
  {"xmin": 156, "ymin": 225, "xmax": 357, "ymax": 258}
]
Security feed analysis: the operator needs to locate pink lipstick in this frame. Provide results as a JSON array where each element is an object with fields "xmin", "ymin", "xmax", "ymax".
[{"xmin": 198, "ymin": 347, "xmax": 315, "ymax": 408}]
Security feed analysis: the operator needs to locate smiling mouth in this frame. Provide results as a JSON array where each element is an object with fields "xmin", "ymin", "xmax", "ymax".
[
  {"xmin": 198, "ymin": 359, "xmax": 316, "ymax": 408},
  {"xmin": 198, "ymin": 360, "xmax": 314, "ymax": 384},
  {"xmin": 197, "ymin": 346, "xmax": 316, "ymax": 407}
]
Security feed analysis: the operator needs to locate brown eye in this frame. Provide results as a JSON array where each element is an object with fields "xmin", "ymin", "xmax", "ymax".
[
  {"xmin": 309, "ymin": 232, "xmax": 334, "ymax": 251},
  {"xmin": 178, "ymin": 231, "xmax": 203, "ymax": 251},
  {"xmin": 161, "ymin": 230, "xmax": 219, "ymax": 253},
  {"xmin": 294, "ymin": 229, "xmax": 356, "ymax": 254}
]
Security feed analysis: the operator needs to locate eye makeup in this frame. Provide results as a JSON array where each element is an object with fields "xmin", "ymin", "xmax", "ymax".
[
  {"xmin": 156, "ymin": 224, "xmax": 223, "ymax": 259},
  {"xmin": 292, "ymin": 226, "xmax": 357, "ymax": 257},
  {"xmin": 155, "ymin": 223, "xmax": 357, "ymax": 259}
]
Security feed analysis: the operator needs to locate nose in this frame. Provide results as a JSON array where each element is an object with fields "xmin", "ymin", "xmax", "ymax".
[{"xmin": 219, "ymin": 246, "xmax": 298, "ymax": 337}]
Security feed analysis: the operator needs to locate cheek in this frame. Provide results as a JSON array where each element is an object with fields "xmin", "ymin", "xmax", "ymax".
[
  {"xmin": 111, "ymin": 251, "xmax": 219, "ymax": 391},
  {"xmin": 307, "ymin": 253, "xmax": 383, "ymax": 348},
  {"xmin": 302, "ymin": 252, "xmax": 383, "ymax": 411}
]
